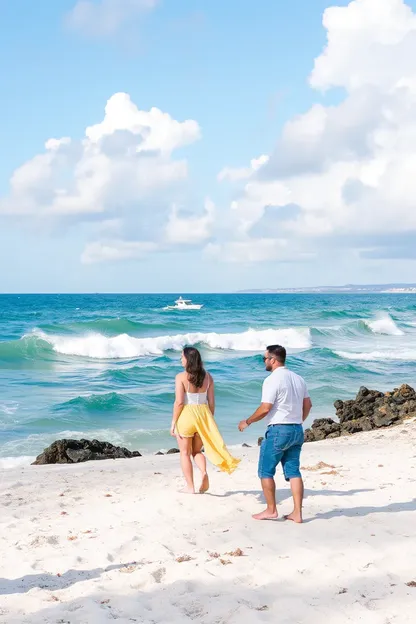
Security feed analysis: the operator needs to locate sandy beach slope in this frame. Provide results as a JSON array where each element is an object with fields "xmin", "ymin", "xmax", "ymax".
[{"xmin": 1, "ymin": 422, "xmax": 415, "ymax": 623}]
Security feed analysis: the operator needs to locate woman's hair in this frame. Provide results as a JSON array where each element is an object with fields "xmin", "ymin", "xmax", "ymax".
[{"xmin": 183, "ymin": 346, "xmax": 206, "ymax": 389}]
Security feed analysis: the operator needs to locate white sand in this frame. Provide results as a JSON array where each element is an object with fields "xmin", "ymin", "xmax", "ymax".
[{"xmin": 1, "ymin": 422, "xmax": 415, "ymax": 624}]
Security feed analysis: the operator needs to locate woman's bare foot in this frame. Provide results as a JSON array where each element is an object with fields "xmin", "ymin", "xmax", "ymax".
[
  {"xmin": 284, "ymin": 510, "xmax": 303, "ymax": 524},
  {"xmin": 199, "ymin": 473, "xmax": 209, "ymax": 494},
  {"xmin": 179, "ymin": 487, "xmax": 195, "ymax": 494},
  {"xmin": 252, "ymin": 508, "xmax": 278, "ymax": 521}
]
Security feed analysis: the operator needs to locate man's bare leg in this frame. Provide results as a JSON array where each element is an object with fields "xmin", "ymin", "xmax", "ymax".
[
  {"xmin": 253, "ymin": 478, "xmax": 278, "ymax": 520},
  {"xmin": 285, "ymin": 477, "xmax": 304, "ymax": 523}
]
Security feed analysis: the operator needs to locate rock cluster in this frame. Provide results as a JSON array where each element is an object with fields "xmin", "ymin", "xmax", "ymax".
[
  {"xmin": 304, "ymin": 384, "xmax": 416, "ymax": 443},
  {"xmin": 32, "ymin": 439, "xmax": 142, "ymax": 465},
  {"xmin": 156, "ymin": 448, "xmax": 180, "ymax": 455}
]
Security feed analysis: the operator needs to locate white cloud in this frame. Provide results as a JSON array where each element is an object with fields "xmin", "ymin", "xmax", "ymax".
[
  {"xmin": 0, "ymin": 93, "xmax": 200, "ymax": 218},
  {"xmin": 217, "ymin": 155, "xmax": 269, "ymax": 182},
  {"xmin": 0, "ymin": 92, "xmax": 207, "ymax": 264},
  {"xmin": 86, "ymin": 92, "xmax": 200, "ymax": 153},
  {"xmin": 165, "ymin": 198, "xmax": 215, "ymax": 244},
  {"xmin": 310, "ymin": 0, "xmax": 416, "ymax": 91},
  {"xmin": 217, "ymin": 0, "xmax": 416, "ymax": 262},
  {"xmin": 66, "ymin": 0, "xmax": 158, "ymax": 38},
  {"xmin": 81, "ymin": 240, "xmax": 158, "ymax": 264}
]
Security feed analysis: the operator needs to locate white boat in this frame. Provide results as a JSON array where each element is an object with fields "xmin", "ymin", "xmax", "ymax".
[{"xmin": 164, "ymin": 297, "xmax": 203, "ymax": 311}]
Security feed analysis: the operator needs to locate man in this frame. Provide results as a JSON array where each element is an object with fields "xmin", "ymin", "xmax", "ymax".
[{"xmin": 238, "ymin": 344, "xmax": 312, "ymax": 523}]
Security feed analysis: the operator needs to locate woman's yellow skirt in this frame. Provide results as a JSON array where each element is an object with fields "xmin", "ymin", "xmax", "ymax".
[{"xmin": 176, "ymin": 404, "xmax": 240, "ymax": 475}]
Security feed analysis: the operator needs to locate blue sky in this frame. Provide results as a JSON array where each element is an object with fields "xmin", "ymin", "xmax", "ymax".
[{"xmin": 1, "ymin": 0, "xmax": 416, "ymax": 292}]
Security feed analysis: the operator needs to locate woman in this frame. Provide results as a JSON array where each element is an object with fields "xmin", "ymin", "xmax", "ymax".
[{"xmin": 171, "ymin": 347, "xmax": 240, "ymax": 493}]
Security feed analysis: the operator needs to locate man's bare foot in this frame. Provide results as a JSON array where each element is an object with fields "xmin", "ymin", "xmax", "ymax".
[
  {"xmin": 179, "ymin": 487, "xmax": 195, "ymax": 494},
  {"xmin": 252, "ymin": 509, "xmax": 278, "ymax": 521},
  {"xmin": 199, "ymin": 473, "xmax": 209, "ymax": 494},
  {"xmin": 284, "ymin": 511, "xmax": 303, "ymax": 524}
]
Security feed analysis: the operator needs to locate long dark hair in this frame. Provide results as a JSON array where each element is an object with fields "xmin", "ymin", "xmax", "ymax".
[{"xmin": 183, "ymin": 346, "xmax": 206, "ymax": 389}]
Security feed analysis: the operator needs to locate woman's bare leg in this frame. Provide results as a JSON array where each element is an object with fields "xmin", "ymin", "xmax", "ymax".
[
  {"xmin": 177, "ymin": 436, "xmax": 195, "ymax": 493},
  {"xmin": 192, "ymin": 434, "xmax": 209, "ymax": 493}
]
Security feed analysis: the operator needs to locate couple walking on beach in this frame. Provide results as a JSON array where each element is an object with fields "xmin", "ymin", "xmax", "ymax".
[{"xmin": 171, "ymin": 345, "xmax": 312, "ymax": 522}]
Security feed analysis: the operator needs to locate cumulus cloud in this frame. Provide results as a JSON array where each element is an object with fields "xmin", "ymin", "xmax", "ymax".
[
  {"xmin": 217, "ymin": 0, "xmax": 416, "ymax": 261},
  {"xmin": 0, "ymin": 92, "xmax": 206, "ymax": 263},
  {"xmin": 0, "ymin": 93, "xmax": 200, "ymax": 219},
  {"xmin": 218, "ymin": 155, "xmax": 269, "ymax": 182},
  {"xmin": 165, "ymin": 199, "xmax": 215, "ymax": 244},
  {"xmin": 309, "ymin": 0, "xmax": 416, "ymax": 91},
  {"xmin": 66, "ymin": 0, "xmax": 158, "ymax": 38}
]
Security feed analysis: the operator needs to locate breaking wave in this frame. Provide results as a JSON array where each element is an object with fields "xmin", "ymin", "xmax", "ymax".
[
  {"xmin": 363, "ymin": 313, "xmax": 404, "ymax": 336},
  {"xmin": 10, "ymin": 327, "xmax": 312, "ymax": 360}
]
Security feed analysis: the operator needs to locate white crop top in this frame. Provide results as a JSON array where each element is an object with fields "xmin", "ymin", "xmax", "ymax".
[{"xmin": 184, "ymin": 377, "xmax": 210, "ymax": 405}]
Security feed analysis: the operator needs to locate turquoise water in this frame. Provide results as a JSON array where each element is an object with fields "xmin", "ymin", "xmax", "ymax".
[{"xmin": 1, "ymin": 293, "xmax": 415, "ymax": 467}]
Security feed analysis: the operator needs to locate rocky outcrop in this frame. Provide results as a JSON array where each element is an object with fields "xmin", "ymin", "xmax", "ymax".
[
  {"xmin": 305, "ymin": 384, "xmax": 416, "ymax": 443},
  {"xmin": 155, "ymin": 448, "xmax": 183, "ymax": 455},
  {"xmin": 32, "ymin": 439, "xmax": 142, "ymax": 465}
]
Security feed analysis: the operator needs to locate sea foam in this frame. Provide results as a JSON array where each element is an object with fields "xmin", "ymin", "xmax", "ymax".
[
  {"xmin": 364, "ymin": 313, "xmax": 404, "ymax": 336},
  {"xmin": 31, "ymin": 327, "xmax": 311, "ymax": 359},
  {"xmin": 335, "ymin": 349, "xmax": 416, "ymax": 361}
]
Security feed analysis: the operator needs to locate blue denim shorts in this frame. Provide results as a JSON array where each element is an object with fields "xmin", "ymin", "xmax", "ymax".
[{"xmin": 258, "ymin": 424, "xmax": 304, "ymax": 481}]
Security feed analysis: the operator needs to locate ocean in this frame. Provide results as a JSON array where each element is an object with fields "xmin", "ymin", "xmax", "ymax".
[{"xmin": 1, "ymin": 293, "xmax": 415, "ymax": 469}]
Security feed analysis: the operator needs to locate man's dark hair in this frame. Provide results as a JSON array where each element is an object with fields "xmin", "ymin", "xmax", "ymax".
[{"xmin": 266, "ymin": 344, "xmax": 286, "ymax": 364}]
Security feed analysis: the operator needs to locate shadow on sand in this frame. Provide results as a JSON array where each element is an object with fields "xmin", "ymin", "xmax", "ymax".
[{"xmin": 0, "ymin": 563, "xmax": 129, "ymax": 596}]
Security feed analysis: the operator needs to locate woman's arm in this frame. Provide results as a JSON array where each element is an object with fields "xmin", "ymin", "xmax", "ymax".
[
  {"xmin": 207, "ymin": 374, "xmax": 215, "ymax": 416},
  {"xmin": 171, "ymin": 374, "xmax": 185, "ymax": 436}
]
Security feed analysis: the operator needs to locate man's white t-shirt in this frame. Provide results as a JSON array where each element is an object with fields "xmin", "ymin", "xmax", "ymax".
[{"xmin": 261, "ymin": 367, "xmax": 309, "ymax": 426}]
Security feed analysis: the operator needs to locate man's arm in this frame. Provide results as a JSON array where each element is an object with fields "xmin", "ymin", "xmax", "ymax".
[
  {"xmin": 302, "ymin": 397, "xmax": 312, "ymax": 422},
  {"xmin": 238, "ymin": 403, "xmax": 272, "ymax": 431}
]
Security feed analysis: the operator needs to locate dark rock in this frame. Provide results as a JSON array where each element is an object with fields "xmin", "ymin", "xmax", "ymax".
[
  {"xmin": 167, "ymin": 448, "xmax": 180, "ymax": 455},
  {"xmin": 66, "ymin": 449, "xmax": 92, "ymax": 463},
  {"xmin": 304, "ymin": 429, "xmax": 316, "ymax": 443},
  {"xmin": 400, "ymin": 399, "xmax": 416, "ymax": 417},
  {"xmin": 397, "ymin": 384, "xmax": 416, "ymax": 400},
  {"xmin": 32, "ymin": 439, "xmax": 142, "ymax": 465},
  {"xmin": 307, "ymin": 384, "xmax": 416, "ymax": 444},
  {"xmin": 312, "ymin": 418, "xmax": 338, "ymax": 430},
  {"xmin": 373, "ymin": 406, "xmax": 401, "ymax": 428},
  {"xmin": 258, "ymin": 437, "xmax": 264, "ymax": 446},
  {"xmin": 311, "ymin": 418, "xmax": 341, "ymax": 441},
  {"xmin": 155, "ymin": 451, "xmax": 164, "ymax": 456},
  {"xmin": 341, "ymin": 417, "xmax": 373, "ymax": 435},
  {"xmin": 338, "ymin": 403, "xmax": 365, "ymax": 424},
  {"xmin": 242, "ymin": 443, "xmax": 251, "ymax": 448}
]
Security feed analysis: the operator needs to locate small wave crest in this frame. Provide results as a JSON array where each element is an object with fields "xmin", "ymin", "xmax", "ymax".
[
  {"xmin": 364, "ymin": 313, "xmax": 404, "ymax": 336},
  {"xmin": 0, "ymin": 333, "xmax": 53, "ymax": 361},
  {"xmin": 54, "ymin": 392, "xmax": 136, "ymax": 413},
  {"xmin": 0, "ymin": 456, "xmax": 35, "ymax": 470},
  {"xmin": 335, "ymin": 349, "xmax": 416, "ymax": 361},
  {"xmin": 28, "ymin": 327, "xmax": 311, "ymax": 360},
  {"xmin": 0, "ymin": 402, "xmax": 19, "ymax": 416}
]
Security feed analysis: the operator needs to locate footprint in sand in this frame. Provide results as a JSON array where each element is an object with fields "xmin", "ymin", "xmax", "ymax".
[{"xmin": 151, "ymin": 567, "xmax": 166, "ymax": 583}]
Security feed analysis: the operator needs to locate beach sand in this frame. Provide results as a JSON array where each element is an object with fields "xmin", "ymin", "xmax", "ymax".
[{"xmin": 1, "ymin": 422, "xmax": 415, "ymax": 624}]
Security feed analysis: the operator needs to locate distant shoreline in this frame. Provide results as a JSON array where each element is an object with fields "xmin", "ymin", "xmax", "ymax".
[
  {"xmin": 1, "ymin": 286, "xmax": 416, "ymax": 296},
  {"xmin": 238, "ymin": 284, "xmax": 416, "ymax": 294}
]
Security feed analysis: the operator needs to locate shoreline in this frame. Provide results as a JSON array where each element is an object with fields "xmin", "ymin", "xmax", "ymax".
[{"xmin": 1, "ymin": 422, "xmax": 415, "ymax": 623}]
